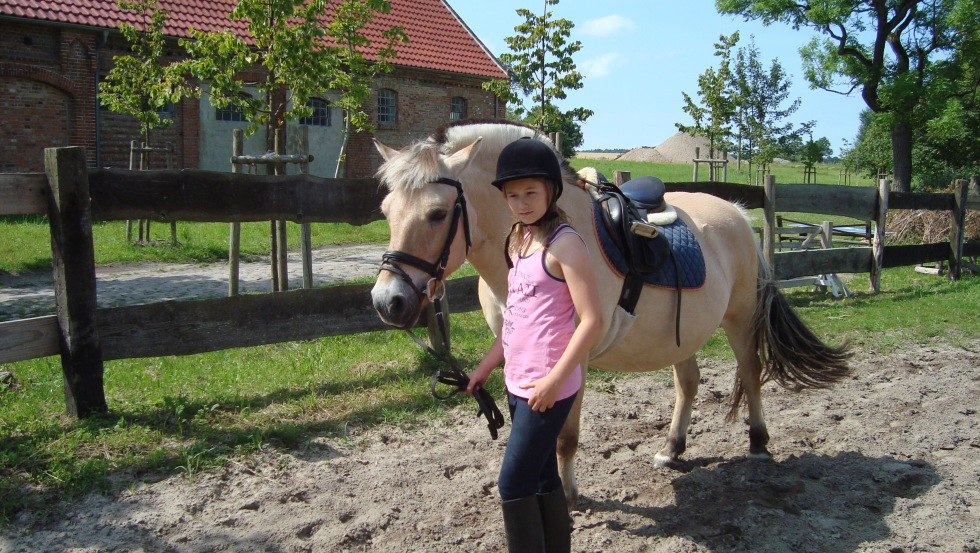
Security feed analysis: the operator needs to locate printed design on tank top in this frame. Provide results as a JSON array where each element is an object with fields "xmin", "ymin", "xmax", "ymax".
[{"xmin": 502, "ymin": 224, "xmax": 570, "ymax": 350}]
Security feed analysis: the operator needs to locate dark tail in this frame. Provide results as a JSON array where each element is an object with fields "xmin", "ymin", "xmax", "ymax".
[{"xmin": 727, "ymin": 275, "xmax": 852, "ymax": 421}]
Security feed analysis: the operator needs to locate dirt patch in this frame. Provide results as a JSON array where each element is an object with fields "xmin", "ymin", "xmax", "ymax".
[{"xmin": 3, "ymin": 340, "xmax": 978, "ymax": 552}]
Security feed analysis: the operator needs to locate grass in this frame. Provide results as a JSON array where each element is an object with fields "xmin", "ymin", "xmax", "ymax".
[
  {"xmin": 1, "ymin": 265, "xmax": 978, "ymax": 522},
  {"xmin": 0, "ymin": 217, "xmax": 389, "ymax": 275}
]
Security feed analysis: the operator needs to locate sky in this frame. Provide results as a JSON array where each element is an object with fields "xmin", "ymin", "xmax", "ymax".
[{"xmin": 448, "ymin": 0, "xmax": 869, "ymax": 154}]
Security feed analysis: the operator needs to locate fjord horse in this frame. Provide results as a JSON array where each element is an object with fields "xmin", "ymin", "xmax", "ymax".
[{"xmin": 370, "ymin": 121, "xmax": 850, "ymax": 505}]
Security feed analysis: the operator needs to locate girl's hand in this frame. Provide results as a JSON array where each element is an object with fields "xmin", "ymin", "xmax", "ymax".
[
  {"xmin": 520, "ymin": 374, "xmax": 560, "ymax": 412},
  {"xmin": 466, "ymin": 364, "xmax": 495, "ymax": 395}
]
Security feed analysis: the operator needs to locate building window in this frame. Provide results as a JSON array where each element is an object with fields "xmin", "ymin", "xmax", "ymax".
[
  {"xmin": 300, "ymin": 98, "xmax": 331, "ymax": 126},
  {"xmin": 377, "ymin": 88, "xmax": 397, "ymax": 125},
  {"xmin": 450, "ymin": 96, "xmax": 467, "ymax": 121},
  {"xmin": 215, "ymin": 93, "xmax": 250, "ymax": 122},
  {"xmin": 157, "ymin": 102, "xmax": 176, "ymax": 118}
]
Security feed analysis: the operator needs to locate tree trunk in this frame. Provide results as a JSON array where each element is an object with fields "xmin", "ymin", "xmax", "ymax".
[{"xmin": 891, "ymin": 118, "xmax": 914, "ymax": 193}]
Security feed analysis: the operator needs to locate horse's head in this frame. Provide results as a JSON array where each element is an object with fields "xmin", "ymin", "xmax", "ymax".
[{"xmin": 371, "ymin": 136, "xmax": 484, "ymax": 329}]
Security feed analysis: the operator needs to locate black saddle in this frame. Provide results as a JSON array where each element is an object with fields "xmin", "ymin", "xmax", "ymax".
[
  {"xmin": 596, "ymin": 176, "xmax": 683, "ymax": 346},
  {"xmin": 597, "ymin": 176, "xmax": 672, "ymax": 280}
]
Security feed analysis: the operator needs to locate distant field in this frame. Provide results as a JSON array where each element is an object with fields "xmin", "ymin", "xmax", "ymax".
[{"xmin": 574, "ymin": 151, "xmax": 623, "ymax": 160}]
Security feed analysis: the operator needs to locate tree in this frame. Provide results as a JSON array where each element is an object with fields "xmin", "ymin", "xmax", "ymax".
[
  {"xmin": 98, "ymin": 0, "xmax": 190, "ymax": 148},
  {"xmin": 677, "ymin": 32, "xmax": 740, "ymax": 179},
  {"xmin": 483, "ymin": 0, "xmax": 592, "ymax": 155},
  {"xmin": 717, "ymin": 0, "xmax": 980, "ymax": 192},
  {"xmin": 731, "ymin": 35, "xmax": 811, "ymax": 180},
  {"xmin": 176, "ymin": 0, "xmax": 404, "ymax": 174}
]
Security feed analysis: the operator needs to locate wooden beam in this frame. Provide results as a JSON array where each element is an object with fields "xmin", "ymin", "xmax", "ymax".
[
  {"xmin": 882, "ymin": 243, "xmax": 950, "ymax": 268},
  {"xmin": 88, "ymin": 168, "xmax": 387, "ymax": 224},
  {"xmin": 97, "ymin": 276, "xmax": 482, "ymax": 360},
  {"xmin": 888, "ymin": 191, "xmax": 956, "ymax": 211},
  {"xmin": 772, "ymin": 184, "xmax": 878, "ymax": 220},
  {"xmin": 0, "ymin": 316, "xmax": 60, "ymax": 363},
  {"xmin": 773, "ymin": 247, "xmax": 872, "ymax": 280},
  {"xmin": 665, "ymin": 181, "xmax": 765, "ymax": 208},
  {"xmin": 45, "ymin": 147, "xmax": 107, "ymax": 418},
  {"xmin": 0, "ymin": 173, "xmax": 47, "ymax": 216}
]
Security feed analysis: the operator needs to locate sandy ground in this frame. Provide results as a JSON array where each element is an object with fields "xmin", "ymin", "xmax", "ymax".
[
  {"xmin": 1, "ymin": 250, "xmax": 978, "ymax": 552},
  {"xmin": 1, "ymin": 337, "xmax": 977, "ymax": 552}
]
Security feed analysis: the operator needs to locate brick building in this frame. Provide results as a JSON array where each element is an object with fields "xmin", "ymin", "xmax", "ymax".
[{"xmin": 0, "ymin": 0, "xmax": 507, "ymax": 177}]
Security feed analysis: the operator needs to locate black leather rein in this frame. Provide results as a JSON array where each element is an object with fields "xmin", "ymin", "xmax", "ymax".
[{"xmin": 378, "ymin": 177, "xmax": 505, "ymax": 439}]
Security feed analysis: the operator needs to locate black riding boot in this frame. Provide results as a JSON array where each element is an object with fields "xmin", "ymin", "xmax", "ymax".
[
  {"xmin": 538, "ymin": 487, "xmax": 571, "ymax": 553},
  {"xmin": 501, "ymin": 495, "xmax": 545, "ymax": 552}
]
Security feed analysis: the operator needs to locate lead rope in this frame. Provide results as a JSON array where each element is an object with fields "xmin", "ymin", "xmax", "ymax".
[{"xmin": 404, "ymin": 296, "xmax": 506, "ymax": 440}]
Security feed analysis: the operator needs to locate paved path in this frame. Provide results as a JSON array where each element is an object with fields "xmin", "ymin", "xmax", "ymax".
[{"xmin": 0, "ymin": 244, "xmax": 387, "ymax": 321}]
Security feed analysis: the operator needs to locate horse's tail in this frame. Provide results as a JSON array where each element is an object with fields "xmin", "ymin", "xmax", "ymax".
[{"xmin": 727, "ymin": 260, "xmax": 852, "ymax": 421}]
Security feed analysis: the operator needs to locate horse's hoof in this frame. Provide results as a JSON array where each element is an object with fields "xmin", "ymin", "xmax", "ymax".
[
  {"xmin": 652, "ymin": 453, "xmax": 674, "ymax": 467},
  {"xmin": 747, "ymin": 450, "xmax": 773, "ymax": 461}
]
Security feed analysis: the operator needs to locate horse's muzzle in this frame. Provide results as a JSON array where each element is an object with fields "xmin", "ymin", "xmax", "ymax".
[{"xmin": 371, "ymin": 277, "xmax": 423, "ymax": 329}]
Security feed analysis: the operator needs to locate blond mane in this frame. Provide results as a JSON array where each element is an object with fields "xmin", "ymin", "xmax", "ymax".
[{"xmin": 375, "ymin": 120, "xmax": 581, "ymax": 193}]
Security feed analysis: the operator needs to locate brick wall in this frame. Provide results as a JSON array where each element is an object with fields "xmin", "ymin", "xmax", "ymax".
[
  {"xmin": 347, "ymin": 67, "xmax": 501, "ymax": 178},
  {"xmin": 1, "ymin": 19, "xmax": 502, "ymax": 178}
]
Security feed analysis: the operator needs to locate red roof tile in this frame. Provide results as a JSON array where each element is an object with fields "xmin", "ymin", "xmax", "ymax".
[{"xmin": 0, "ymin": 0, "xmax": 507, "ymax": 79}]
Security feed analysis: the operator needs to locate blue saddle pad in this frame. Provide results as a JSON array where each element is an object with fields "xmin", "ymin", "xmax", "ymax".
[{"xmin": 592, "ymin": 201, "xmax": 706, "ymax": 289}]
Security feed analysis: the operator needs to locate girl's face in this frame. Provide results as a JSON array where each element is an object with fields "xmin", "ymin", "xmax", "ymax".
[{"xmin": 502, "ymin": 178, "xmax": 551, "ymax": 225}]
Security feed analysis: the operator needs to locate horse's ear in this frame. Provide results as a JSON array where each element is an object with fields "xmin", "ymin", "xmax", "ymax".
[
  {"xmin": 444, "ymin": 137, "xmax": 484, "ymax": 176},
  {"xmin": 373, "ymin": 139, "xmax": 399, "ymax": 162}
]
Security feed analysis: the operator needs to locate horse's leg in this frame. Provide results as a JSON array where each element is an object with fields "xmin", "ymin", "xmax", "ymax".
[
  {"xmin": 654, "ymin": 355, "xmax": 699, "ymax": 467},
  {"xmin": 723, "ymin": 319, "xmax": 771, "ymax": 458},
  {"xmin": 557, "ymin": 362, "xmax": 584, "ymax": 508}
]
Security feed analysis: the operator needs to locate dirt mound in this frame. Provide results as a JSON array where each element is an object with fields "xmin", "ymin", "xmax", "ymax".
[
  {"xmin": 618, "ymin": 147, "xmax": 668, "ymax": 163},
  {"xmin": 4, "ymin": 341, "xmax": 978, "ymax": 552},
  {"xmin": 618, "ymin": 132, "xmax": 715, "ymax": 164}
]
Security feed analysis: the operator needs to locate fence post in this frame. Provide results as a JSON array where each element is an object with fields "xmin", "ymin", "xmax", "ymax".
[
  {"xmin": 298, "ymin": 125, "xmax": 313, "ymax": 289},
  {"xmin": 613, "ymin": 170, "xmax": 631, "ymax": 186},
  {"xmin": 44, "ymin": 147, "xmax": 107, "ymax": 418},
  {"xmin": 949, "ymin": 179, "xmax": 969, "ymax": 280},
  {"xmin": 763, "ymin": 175, "xmax": 776, "ymax": 268},
  {"xmin": 871, "ymin": 178, "xmax": 890, "ymax": 292},
  {"xmin": 229, "ymin": 129, "xmax": 243, "ymax": 296},
  {"xmin": 693, "ymin": 147, "xmax": 700, "ymax": 182},
  {"xmin": 274, "ymin": 127, "xmax": 289, "ymax": 291}
]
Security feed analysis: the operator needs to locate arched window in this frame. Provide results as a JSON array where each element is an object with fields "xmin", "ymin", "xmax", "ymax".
[
  {"xmin": 377, "ymin": 88, "xmax": 397, "ymax": 125},
  {"xmin": 215, "ymin": 93, "xmax": 251, "ymax": 122},
  {"xmin": 300, "ymin": 97, "xmax": 331, "ymax": 126},
  {"xmin": 450, "ymin": 96, "xmax": 467, "ymax": 121}
]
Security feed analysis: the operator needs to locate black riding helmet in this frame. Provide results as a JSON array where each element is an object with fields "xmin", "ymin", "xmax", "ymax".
[{"xmin": 491, "ymin": 136, "xmax": 563, "ymax": 200}]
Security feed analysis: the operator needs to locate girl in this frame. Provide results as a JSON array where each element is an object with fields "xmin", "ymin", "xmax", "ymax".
[{"xmin": 467, "ymin": 137, "xmax": 603, "ymax": 553}]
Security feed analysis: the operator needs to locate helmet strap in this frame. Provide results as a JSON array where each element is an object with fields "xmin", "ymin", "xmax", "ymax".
[{"xmin": 528, "ymin": 210, "xmax": 558, "ymax": 227}]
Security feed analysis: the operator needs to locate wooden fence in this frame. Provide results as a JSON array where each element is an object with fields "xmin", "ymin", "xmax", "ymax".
[{"xmin": 1, "ymin": 147, "xmax": 977, "ymax": 417}]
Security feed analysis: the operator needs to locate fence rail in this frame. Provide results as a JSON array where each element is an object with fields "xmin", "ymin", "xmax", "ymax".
[{"xmin": 0, "ymin": 147, "xmax": 976, "ymax": 418}]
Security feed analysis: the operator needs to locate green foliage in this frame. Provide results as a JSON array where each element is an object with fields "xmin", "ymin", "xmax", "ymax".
[
  {"xmin": 485, "ymin": 0, "xmax": 592, "ymax": 152},
  {"xmin": 98, "ymin": 0, "xmax": 191, "ymax": 144},
  {"xmin": 175, "ymin": 0, "xmax": 405, "ymax": 157},
  {"xmin": 717, "ymin": 0, "xmax": 980, "ymax": 193},
  {"xmin": 731, "ymin": 35, "xmax": 811, "ymax": 174},
  {"xmin": 678, "ymin": 32, "xmax": 740, "ymax": 172}
]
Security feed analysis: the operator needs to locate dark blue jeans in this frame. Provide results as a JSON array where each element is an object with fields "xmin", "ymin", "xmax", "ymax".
[{"xmin": 498, "ymin": 390, "xmax": 578, "ymax": 501}]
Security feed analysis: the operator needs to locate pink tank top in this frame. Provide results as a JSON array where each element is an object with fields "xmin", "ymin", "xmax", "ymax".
[{"xmin": 502, "ymin": 224, "xmax": 584, "ymax": 400}]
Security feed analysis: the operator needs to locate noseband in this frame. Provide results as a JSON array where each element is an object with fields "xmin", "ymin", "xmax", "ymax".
[{"xmin": 379, "ymin": 177, "xmax": 471, "ymax": 325}]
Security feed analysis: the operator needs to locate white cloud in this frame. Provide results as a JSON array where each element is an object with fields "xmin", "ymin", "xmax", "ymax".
[
  {"xmin": 580, "ymin": 53, "xmax": 621, "ymax": 79},
  {"xmin": 579, "ymin": 14, "xmax": 637, "ymax": 37}
]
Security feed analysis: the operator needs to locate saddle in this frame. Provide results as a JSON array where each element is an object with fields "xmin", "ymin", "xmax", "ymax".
[{"xmin": 596, "ymin": 176, "xmax": 683, "ymax": 345}]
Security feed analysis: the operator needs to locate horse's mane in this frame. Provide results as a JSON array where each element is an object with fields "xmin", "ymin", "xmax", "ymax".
[{"xmin": 376, "ymin": 119, "xmax": 581, "ymax": 193}]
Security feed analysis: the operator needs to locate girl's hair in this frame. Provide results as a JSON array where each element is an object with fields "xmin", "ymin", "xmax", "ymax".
[{"xmin": 506, "ymin": 178, "xmax": 570, "ymax": 259}]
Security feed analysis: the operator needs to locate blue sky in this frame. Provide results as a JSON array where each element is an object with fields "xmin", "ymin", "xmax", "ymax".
[{"xmin": 448, "ymin": 0, "xmax": 868, "ymax": 153}]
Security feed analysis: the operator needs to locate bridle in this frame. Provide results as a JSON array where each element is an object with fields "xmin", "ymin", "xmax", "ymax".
[
  {"xmin": 378, "ymin": 177, "xmax": 471, "ymax": 324},
  {"xmin": 377, "ymin": 176, "xmax": 505, "ymax": 439}
]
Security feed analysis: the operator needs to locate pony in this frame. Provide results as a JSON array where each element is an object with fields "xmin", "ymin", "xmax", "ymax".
[{"xmin": 370, "ymin": 120, "xmax": 850, "ymax": 506}]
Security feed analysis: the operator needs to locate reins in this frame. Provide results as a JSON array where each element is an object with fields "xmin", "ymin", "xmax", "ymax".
[{"xmin": 379, "ymin": 176, "xmax": 505, "ymax": 440}]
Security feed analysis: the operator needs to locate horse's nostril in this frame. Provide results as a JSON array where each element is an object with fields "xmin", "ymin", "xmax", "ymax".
[{"xmin": 389, "ymin": 295, "xmax": 405, "ymax": 317}]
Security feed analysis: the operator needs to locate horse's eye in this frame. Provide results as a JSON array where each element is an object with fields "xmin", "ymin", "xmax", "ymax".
[{"xmin": 428, "ymin": 210, "xmax": 448, "ymax": 223}]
